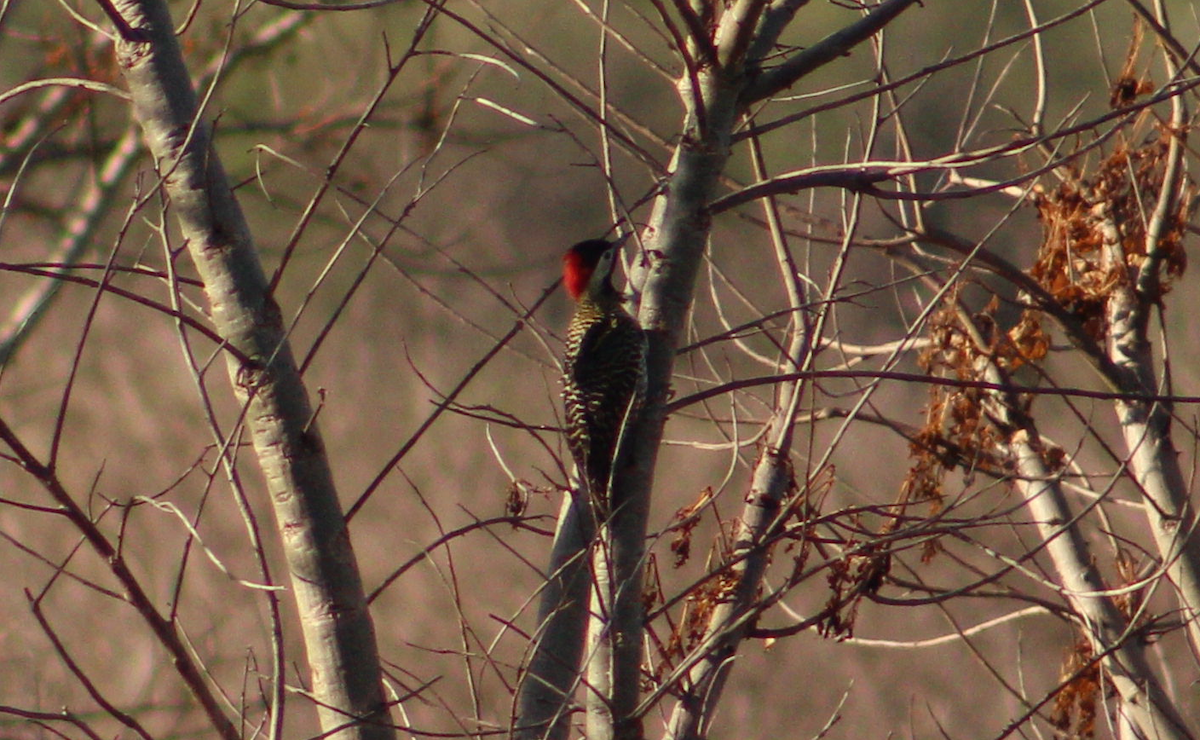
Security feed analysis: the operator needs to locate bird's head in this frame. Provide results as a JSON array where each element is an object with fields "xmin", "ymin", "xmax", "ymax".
[{"xmin": 562, "ymin": 237, "xmax": 623, "ymax": 302}]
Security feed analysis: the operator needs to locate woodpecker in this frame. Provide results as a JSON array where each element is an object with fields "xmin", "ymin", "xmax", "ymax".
[{"xmin": 561, "ymin": 237, "xmax": 647, "ymax": 509}]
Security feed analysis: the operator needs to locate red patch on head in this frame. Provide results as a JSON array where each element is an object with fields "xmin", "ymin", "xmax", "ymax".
[{"xmin": 562, "ymin": 249, "xmax": 590, "ymax": 300}]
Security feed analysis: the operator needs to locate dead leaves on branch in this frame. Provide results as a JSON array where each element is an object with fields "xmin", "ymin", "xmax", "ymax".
[
  {"xmin": 904, "ymin": 110, "xmax": 1194, "ymax": 565},
  {"xmin": 1031, "ymin": 123, "xmax": 1192, "ymax": 344},
  {"xmin": 643, "ymin": 78, "xmax": 1195, "ymax": 698},
  {"xmin": 668, "ymin": 487, "xmax": 714, "ymax": 569},
  {"xmin": 902, "ymin": 294, "xmax": 1042, "ymax": 548},
  {"xmin": 895, "ymin": 94, "xmax": 1191, "ymax": 738},
  {"xmin": 1050, "ymin": 550, "xmax": 1151, "ymax": 738},
  {"xmin": 1051, "ymin": 636, "xmax": 1105, "ymax": 740},
  {"xmin": 647, "ymin": 469, "xmax": 822, "ymax": 678},
  {"xmin": 817, "ymin": 537, "xmax": 890, "ymax": 640}
]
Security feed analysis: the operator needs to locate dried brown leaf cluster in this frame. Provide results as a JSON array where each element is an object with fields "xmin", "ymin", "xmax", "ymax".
[
  {"xmin": 1050, "ymin": 636, "xmax": 1105, "ymax": 739},
  {"xmin": 669, "ymin": 487, "xmax": 714, "ymax": 568},
  {"xmin": 649, "ymin": 558, "xmax": 739, "ymax": 683},
  {"xmin": 1032, "ymin": 125, "xmax": 1192, "ymax": 344},
  {"xmin": 904, "ymin": 300, "xmax": 1018, "ymax": 505},
  {"xmin": 1050, "ymin": 547, "xmax": 1154, "ymax": 737},
  {"xmin": 1109, "ymin": 15, "xmax": 1154, "ymax": 109},
  {"xmin": 816, "ymin": 538, "xmax": 890, "ymax": 639}
]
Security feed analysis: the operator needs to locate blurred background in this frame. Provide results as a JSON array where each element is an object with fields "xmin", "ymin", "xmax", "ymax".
[{"xmin": 2, "ymin": 1, "xmax": 1199, "ymax": 737}]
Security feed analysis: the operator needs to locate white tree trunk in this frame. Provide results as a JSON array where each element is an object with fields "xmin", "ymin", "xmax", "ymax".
[{"xmin": 112, "ymin": 2, "xmax": 392, "ymax": 737}]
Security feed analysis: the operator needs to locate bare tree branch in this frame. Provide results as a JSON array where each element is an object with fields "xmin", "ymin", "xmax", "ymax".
[
  {"xmin": 740, "ymin": 0, "xmax": 921, "ymax": 105},
  {"xmin": 108, "ymin": 1, "xmax": 393, "ymax": 736}
]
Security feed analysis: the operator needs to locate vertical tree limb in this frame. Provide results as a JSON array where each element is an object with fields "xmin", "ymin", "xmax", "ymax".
[
  {"xmin": 609, "ymin": 70, "xmax": 740, "ymax": 740},
  {"xmin": 109, "ymin": 1, "xmax": 393, "ymax": 737},
  {"xmin": 1099, "ymin": 193, "xmax": 1200, "ymax": 652},
  {"xmin": 966, "ymin": 320, "xmax": 1193, "ymax": 739},
  {"xmin": 661, "ymin": 449, "xmax": 790, "ymax": 740},
  {"xmin": 1097, "ymin": 38, "xmax": 1200, "ymax": 652},
  {"xmin": 663, "ymin": 132, "xmax": 819, "ymax": 740},
  {"xmin": 607, "ymin": 3, "xmax": 922, "ymax": 736},
  {"xmin": 515, "ymin": 494, "xmax": 594, "ymax": 740},
  {"xmin": 0, "ymin": 127, "xmax": 140, "ymax": 365},
  {"xmin": 1004, "ymin": 426, "xmax": 1190, "ymax": 740}
]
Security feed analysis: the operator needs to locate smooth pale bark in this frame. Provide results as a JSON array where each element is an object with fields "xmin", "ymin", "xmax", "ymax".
[
  {"xmin": 514, "ymin": 494, "xmax": 594, "ymax": 740},
  {"xmin": 608, "ymin": 73, "xmax": 739, "ymax": 738},
  {"xmin": 516, "ymin": 1, "xmax": 931, "ymax": 735},
  {"xmin": 1006, "ymin": 429, "xmax": 1190, "ymax": 740},
  {"xmin": 974, "ymin": 334, "xmax": 1191, "ymax": 738},
  {"xmin": 662, "ymin": 132, "xmax": 818, "ymax": 739},
  {"xmin": 1096, "ymin": 131, "xmax": 1200, "ymax": 652},
  {"xmin": 111, "ymin": 2, "xmax": 392, "ymax": 737},
  {"xmin": 604, "ymin": 3, "xmax": 926, "ymax": 737},
  {"xmin": 586, "ymin": 533, "xmax": 617, "ymax": 740}
]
